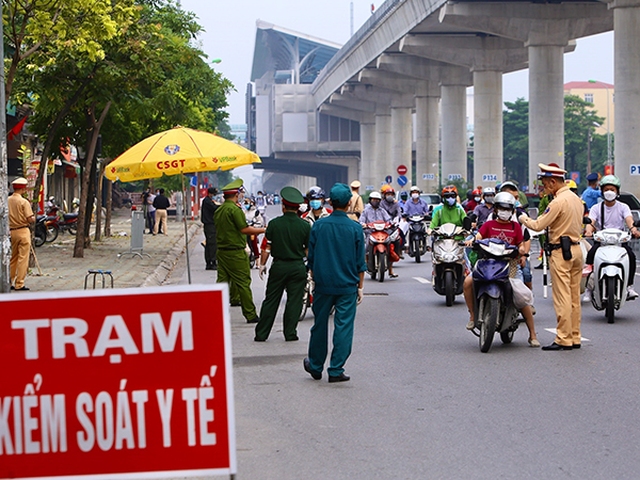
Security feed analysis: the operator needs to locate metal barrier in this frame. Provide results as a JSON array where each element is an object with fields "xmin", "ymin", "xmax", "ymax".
[{"xmin": 118, "ymin": 210, "xmax": 151, "ymax": 259}]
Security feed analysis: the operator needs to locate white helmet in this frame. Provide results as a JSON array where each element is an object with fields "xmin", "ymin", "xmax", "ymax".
[
  {"xmin": 493, "ymin": 191, "xmax": 516, "ymax": 210},
  {"xmin": 482, "ymin": 187, "xmax": 495, "ymax": 195},
  {"xmin": 369, "ymin": 191, "xmax": 382, "ymax": 200},
  {"xmin": 409, "ymin": 185, "xmax": 420, "ymax": 193}
]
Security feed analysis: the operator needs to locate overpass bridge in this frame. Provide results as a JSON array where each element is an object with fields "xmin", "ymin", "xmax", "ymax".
[{"xmin": 310, "ymin": 0, "xmax": 626, "ymax": 194}]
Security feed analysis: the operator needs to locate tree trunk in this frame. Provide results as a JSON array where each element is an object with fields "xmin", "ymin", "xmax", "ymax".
[
  {"xmin": 73, "ymin": 102, "xmax": 111, "ymax": 258},
  {"xmin": 95, "ymin": 161, "xmax": 105, "ymax": 242},
  {"xmin": 105, "ymin": 176, "xmax": 113, "ymax": 238}
]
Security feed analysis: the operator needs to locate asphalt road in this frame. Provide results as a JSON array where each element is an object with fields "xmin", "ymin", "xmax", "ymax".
[{"xmin": 166, "ymin": 206, "xmax": 640, "ymax": 480}]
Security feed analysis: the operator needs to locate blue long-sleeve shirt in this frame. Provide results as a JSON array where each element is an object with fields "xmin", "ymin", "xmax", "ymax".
[
  {"xmin": 402, "ymin": 198, "xmax": 430, "ymax": 216},
  {"xmin": 581, "ymin": 186, "xmax": 601, "ymax": 210},
  {"xmin": 308, "ymin": 210, "xmax": 367, "ymax": 295}
]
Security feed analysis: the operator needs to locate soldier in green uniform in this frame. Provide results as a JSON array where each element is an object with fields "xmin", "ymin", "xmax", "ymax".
[
  {"xmin": 214, "ymin": 179, "xmax": 266, "ymax": 323},
  {"xmin": 254, "ymin": 187, "xmax": 311, "ymax": 342}
]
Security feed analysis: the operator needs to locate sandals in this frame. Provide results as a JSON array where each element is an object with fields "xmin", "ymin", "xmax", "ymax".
[{"xmin": 528, "ymin": 338, "xmax": 541, "ymax": 348}]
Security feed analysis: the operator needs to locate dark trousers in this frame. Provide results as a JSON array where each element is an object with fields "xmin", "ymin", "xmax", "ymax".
[
  {"xmin": 255, "ymin": 260, "xmax": 306, "ymax": 340},
  {"xmin": 203, "ymin": 224, "xmax": 217, "ymax": 267},
  {"xmin": 147, "ymin": 210, "xmax": 156, "ymax": 233},
  {"xmin": 586, "ymin": 241, "xmax": 636, "ymax": 285},
  {"xmin": 217, "ymin": 249, "xmax": 257, "ymax": 321}
]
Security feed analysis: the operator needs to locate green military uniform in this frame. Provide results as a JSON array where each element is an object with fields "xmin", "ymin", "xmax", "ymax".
[
  {"xmin": 215, "ymin": 179, "xmax": 259, "ymax": 322},
  {"xmin": 255, "ymin": 187, "xmax": 311, "ymax": 341}
]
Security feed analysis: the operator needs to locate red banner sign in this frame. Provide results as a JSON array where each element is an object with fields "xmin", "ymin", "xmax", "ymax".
[{"xmin": 0, "ymin": 285, "xmax": 236, "ymax": 479}]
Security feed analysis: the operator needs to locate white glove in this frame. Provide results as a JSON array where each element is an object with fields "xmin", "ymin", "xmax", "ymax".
[
  {"xmin": 357, "ymin": 288, "xmax": 364, "ymax": 305},
  {"xmin": 259, "ymin": 265, "xmax": 267, "ymax": 280}
]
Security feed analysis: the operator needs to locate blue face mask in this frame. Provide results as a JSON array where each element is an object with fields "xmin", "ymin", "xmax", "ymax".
[
  {"xmin": 446, "ymin": 197, "xmax": 456, "ymax": 206},
  {"xmin": 309, "ymin": 200, "xmax": 322, "ymax": 210},
  {"xmin": 244, "ymin": 204, "xmax": 251, "ymax": 210}
]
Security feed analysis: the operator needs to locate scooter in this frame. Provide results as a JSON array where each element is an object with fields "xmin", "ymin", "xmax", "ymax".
[
  {"xmin": 470, "ymin": 238, "xmax": 523, "ymax": 353},
  {"xmin": 46, "ymin": 204, "xmax": 78, "ymax": 235},
  {"xmin": 407, "ymin": 215, "xmax": 428, "ymax": 263},
  {"xmin": 587, "ymin": 228, "xmax": 634, "ymax": 323},
  {"xmin": 364, "ymin": 221, "xmax": 400, "ymax": 283},
  {"xmin": 428, "ymin": 218, "xmax": 473, "ymax": 306}
]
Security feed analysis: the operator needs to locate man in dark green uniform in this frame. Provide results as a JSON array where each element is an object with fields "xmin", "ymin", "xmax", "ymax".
[
  {"xmin": 214, "ymin": 179, "xmax": 266, "ymax": 323},
  {"xmin": 254, "ymin": 187, "xmax": 311, "ymax": 342}
]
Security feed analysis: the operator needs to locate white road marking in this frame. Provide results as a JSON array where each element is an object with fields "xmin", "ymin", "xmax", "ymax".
[
  {"xmin": 544, "ymin": 328, "xmax": 590, "ymax": 342},
  {"xmin": 413, "ymin": 276, "xmax": 431, "ymax": 284}
]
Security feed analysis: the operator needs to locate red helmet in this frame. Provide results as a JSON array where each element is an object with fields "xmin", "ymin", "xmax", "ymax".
[
  {"xmin": 472, "ymin": 188, "xmax": 482, "ymax": 196},
  {"xmin": 442, "ymin": 185, "xmax": 458, "ymax": 197},
  {"xmin": 381, "ymin": 184, "xmax": 394, "ymax": 194}
]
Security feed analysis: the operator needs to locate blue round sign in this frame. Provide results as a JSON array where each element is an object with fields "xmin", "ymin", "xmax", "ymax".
[
  {"xmin": 385, "ymin": 175, "xmax": 393, "ymax": 184},
  {"xmin": 397, "ymin": 175, "xmax": 408, "ymax": 187}
]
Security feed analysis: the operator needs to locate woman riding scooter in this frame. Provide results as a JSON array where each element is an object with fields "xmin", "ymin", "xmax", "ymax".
[{"xmin": 583, "ymin": 175, "xmax": 640, "ymax": 302}]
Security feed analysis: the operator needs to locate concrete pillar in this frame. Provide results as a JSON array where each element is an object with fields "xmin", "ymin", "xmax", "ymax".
[
  {"xmin": 374, "ymin": 108, "xmax": 392, "ymax": 190},
  {"xmin": 441, "ymin": 84, "xmax": 468, "ymax": 185},
  {"xmin": 391, "ymin": 106, "xmax": 413, "ymax": 191},
  {"xmin": 360, "ymin": 120, "xmax": 376, "ymax": 192},
  {"xmin": 613, "ymin": 0, "xmax": 640, "ymax": 194},
  {"xmin": 473, "ymin": 70, "xmax": 503, "ymax": 188},
  {"xmin": 415, "ymin": 94, "xmax": 440, "ymax": 193},
  {"xmin": 528, "ymin": 43, "xmax": 565, "ymax": 191}
]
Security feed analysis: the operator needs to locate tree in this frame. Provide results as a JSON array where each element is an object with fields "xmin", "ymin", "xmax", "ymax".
[{"xmin": 502, "ymin": 98, "xmax": 529, "ymax": 185}]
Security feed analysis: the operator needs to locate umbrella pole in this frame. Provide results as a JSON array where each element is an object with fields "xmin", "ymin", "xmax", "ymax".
[{"xmin": 182, "ymin": 174, "xmax": 192, "ymax": 284}]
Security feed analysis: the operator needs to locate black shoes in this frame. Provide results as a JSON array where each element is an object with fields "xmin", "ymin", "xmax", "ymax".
[
  {"xmin": 573, "ymin": 344, "xmax": 581, "ymax": 349},
  {"xmin": 285, "ymin": 336, "xmax": 299, "ymax": 342},
  {"xmin": 254, "ymin": 337, "xmax": 266, "ymax": 342},
  {"xmin": 303, "ymin": 358, "xmax": 321, "ymax": 380},
  {"xmin": 541, "ymin": 342, "xmax": 573, "ymax": 351},
  {"xmin": 328, "ymin": 373, "xmax": 350, "ymax": 383},
  {"xmin": 11, "ymin": 286, "xmax": 29, "ymax": 291},
  {"xmin": 246, "ymin": 317, "xmax": 259, "ymax": 324}
]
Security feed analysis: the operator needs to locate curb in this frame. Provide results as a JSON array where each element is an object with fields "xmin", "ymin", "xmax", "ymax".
[{"xmin": 142, "ymin": 223, "xmax": 201, "ymax": 287}]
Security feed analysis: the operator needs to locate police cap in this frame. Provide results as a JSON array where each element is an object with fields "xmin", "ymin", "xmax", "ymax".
[
  {"xmin": 280, "ymin": 186, "xmax": 305, "ymax": 207},
  {"xmin": 350, "ymin": 180, "xmax": 361, "ymax": 189},
  {"xmin": 221, "ymin": 178, "xmax": 243, "ymax": 193},
  {"xmin": 11, "ymin": 177, "xmax": 28, "ymax": 187},
  {"xmin": 536, "ymin": 163, "xmax": 566, "ymax": 179},
  {"xmin": 586, "ymin": 172, "xmax": 599, "ymax": 182}
]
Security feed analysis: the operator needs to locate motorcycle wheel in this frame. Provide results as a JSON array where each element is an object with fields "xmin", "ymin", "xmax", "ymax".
[
  {"xmin": 500, "ymin": 330, "xmax": 514, "ymax": 344},
  {"xmin": 606, "ymin": 276, "xmax": 616, "ymax": 324},
  {"xmin": 45, "ymin": 224, "xmax": 59, "ymax": 242},
  {"xmin": 299, "ymin": 285, "xmax": 310, "ymax": 322},
  {"xmin": 444, "ymin": 271, "xmax": 455, "ymax": 306},
  {"xmin": 377, "ymin": 251, "xmax": 385, "ymax": 283},
  {"xmin": 34, "ymin": 227, "xmax": 46, "ymax": 247},
  {"xmin": 414, "ymin": 239, "xmax": 421, "ymax": 263},
  {"xmin": 249, "ymin": 252, "xmax": 256, "ymax": 269},
  {"xmin": 68, "ymin": 223, "xmax": 78, "ymax": 235},
  {"xmin": 479, "ymin": 296, "xmax": 499, "ymax": 353}
]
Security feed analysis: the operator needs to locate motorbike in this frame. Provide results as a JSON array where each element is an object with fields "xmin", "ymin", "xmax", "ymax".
[
  {"xmin": 364, "ymin": 221, "xmax": 400, "ymax": 283},
  {"xmin": 246, "ymin": 210, "xmax": 263, "ymax": 269},
  {"xmin": 428, "ymin": 218, "xmax": 473, "ymax": 306},
  {"xmin": 586, "ymin": 228, "xmax": 635, "ymax": 323},
  {"xmin": 34, "ymin": 215, "xmax": 56, "ymax": 247},
  {"xmin": 470, "ymin": 238, "xmax": 523, "ymax": 353},
  {"xmin": 299, "ymin": 270, "xmax": 313, "ymax": 321},
  {"xmin": 46, "ymin": 204, "xmax": 78, "ymax": 236},
  {"xmin": 407, "ymin": 215, "xmax": 428, "ymax": 263}
]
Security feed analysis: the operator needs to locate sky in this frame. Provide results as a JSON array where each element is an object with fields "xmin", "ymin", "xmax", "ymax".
[{"xmin": 180, "ymin": 0, "xmax": 614, "ymax": 126}]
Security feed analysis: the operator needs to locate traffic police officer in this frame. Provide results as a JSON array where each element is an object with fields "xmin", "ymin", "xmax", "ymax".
[
  {"xmin": 347, "ymin": 180, "xmax": 364, "ymax": 221},
  {"xmin": 254, "ymin": 187, "xmax": 311, "ymax": 342},
  {"xmin": 519, "ymin": 164, "xmax": 584, "ymax": 350},
  {"xmin": 214, "ymin": 179, "xmax": 265, "ymax": 323},
  {"xmin": 8, "ymin": 177, "xmax": 35, "ymax": 290}
]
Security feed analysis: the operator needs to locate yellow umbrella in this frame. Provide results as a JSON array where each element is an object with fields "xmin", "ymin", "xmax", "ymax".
[
  {"xmin": 104, "ymin": 126, "xmax": 261, "ymax": 284},
  {"xmin": 105, "ymin": 126, "xmax": 261, "ymax": 182}
]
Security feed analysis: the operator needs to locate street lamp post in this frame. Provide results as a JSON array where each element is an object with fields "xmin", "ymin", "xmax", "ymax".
[{"xmin": 588, "ymin": 79, "xmax": 612, "ymax": 168}]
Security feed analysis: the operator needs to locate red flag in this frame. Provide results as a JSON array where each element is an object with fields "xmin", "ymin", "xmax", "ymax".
[
  {"xmin": 371, "ymin": 3, "xmax": 375, "ymax": 13},
  {"xmin": 8, "ymin": 116, "xmax": 27, "ymax": 140}
]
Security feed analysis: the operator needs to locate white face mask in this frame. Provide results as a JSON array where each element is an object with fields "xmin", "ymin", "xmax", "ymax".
[
  {"xmin": 474, "ymin": 196, "xmax": 481, "ymax": 202},
  {"xmin": 411, "ymin": 193, "xmax": 419, "ymax": 200},
  {"xmin": 603, "ymin": 190, "xmax": 617, "ymax": 202},
  {"xmin": 496, "ymin": 210, "xmax": 512, "ymax": 221},
  {"xmin": 445, "ymin": 197, "xmax": 456, "ymax": 207}
]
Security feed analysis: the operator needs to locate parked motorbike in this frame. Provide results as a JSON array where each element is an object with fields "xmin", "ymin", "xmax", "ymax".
[
  {"xmin": 34, "ymin": 215, "xmax": 51, "ymax": 247},
  {"xmin": 586, "ymin": 228, "xmax": 635, "ymax": 323},
  {"xmin": 46, "ymin": 204, "xmax": 78, "ymax": 235},
  {"xmin": 470, "ymin": 238, "xmax": 523, "ymax": 353},
  {"xmin": 407, "ymin": 215, "xmax": 428, "ymax": 263},
  {"xmin": 428, "ymin": 217, "xmax": 473, "ymax": 306},
  {"xmin": 364, "ymin": 221, "xmax": 400, "ymax": 283}
]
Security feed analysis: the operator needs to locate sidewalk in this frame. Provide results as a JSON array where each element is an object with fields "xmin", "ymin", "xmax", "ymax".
[{"xmin": 24, "ymin": 208, "xmax": 201, "ymax": 291}]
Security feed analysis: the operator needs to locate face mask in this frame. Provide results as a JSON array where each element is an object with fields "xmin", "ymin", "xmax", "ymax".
[
  {"xmin": 445, "ymin": 197, "xmax": 456, "ymax": 206},
  {"xmin": 484, "ymin": 196, "xmax": 494, "ymax": 204},
  {"xmin": 385, "ymin": 195, "xmax": 394, "ymax": 203},
  {"xmin": 298, "ymin": 203, "xmax": 308, "ymax": 213},
  {"xmin": 496, "ymin": 210, "xmax": 512, "ymax": 221},
  {"xmin": 474, "ymin": 196, "xmax": 481, "ymax": 202},
  {"xmin": 411, "ymin": 193, "xmax": 419, "ymax": 200},
  {"xmin": 244, "ymin": 204, "xmax": 251, "ymax": 210},
  {"xmin": 371, "ymin": 200, "xmax": 381, "ymax": 208},
  {"xmin": 309, "ymin": 199, "xmax": 322, "ymax": 210},
  {"xmin": 603, "ymin": 190, "xmax": 617, "ymax": 202}
]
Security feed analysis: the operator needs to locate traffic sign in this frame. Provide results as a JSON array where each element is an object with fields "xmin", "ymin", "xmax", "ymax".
[
  {"xmin": 385, "ymin": 175, "xmax": 393, "ymax": 184},
  {"xmin": 397, "ymin": 165, "xmax": 407, "ymax": 175},
  {"xmin": 397, "ymin": 175, "xmax": 408, "ymax": 187},
  {"xmin": 0, "ymin": 285, "xmax": 237, "ymax": 479}
]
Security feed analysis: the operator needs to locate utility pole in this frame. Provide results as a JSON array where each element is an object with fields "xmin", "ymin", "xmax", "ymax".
[{"xmin": 0, "ymin": 2, "xmax": 12, "ymax": 294}]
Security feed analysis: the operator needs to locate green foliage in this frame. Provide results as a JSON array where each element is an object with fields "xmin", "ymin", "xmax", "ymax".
[{"xmin": 502, "ymin": 98, "xmax": 529, "ymax": 186}]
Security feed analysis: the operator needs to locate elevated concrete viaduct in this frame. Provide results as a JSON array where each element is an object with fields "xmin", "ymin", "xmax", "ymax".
[{"xmin": 310, "ymin": 0, "xmax": 640, "ymax": 195}]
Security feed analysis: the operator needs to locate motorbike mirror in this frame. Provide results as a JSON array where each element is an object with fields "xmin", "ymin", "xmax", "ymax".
[
  {"xmin": 467, "ymin": 213, "xmax": 478, "ymax": 224},
  {"xmin": 425, "ymin": 215, "xmax": 432, "ymax": 222},
  {"xmin": 582, "ymin": 217, "xmax": 592, "ymax": 225},
  {"xmin": 254, "ymin": 210, "xmax": 260, "ymax": 217},
  {"xmin": 462, "ymin": 216, "xmax": 473, "ymax": 231}
]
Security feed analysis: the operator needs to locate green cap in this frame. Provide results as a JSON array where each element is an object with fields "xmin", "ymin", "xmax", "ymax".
[
  {"xmin": 221, "ymin": 178, "xmax": 243, "ymax": 192},
  {"xmin": 280, "ymin": 186, "xmax": 305, "ymax": 206},
  {"xmin": 330, "ymin": 183, "xmax": 352, "ymax": 208}
]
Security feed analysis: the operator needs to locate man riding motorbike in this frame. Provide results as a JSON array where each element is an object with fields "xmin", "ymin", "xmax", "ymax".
[
  {"xmin": 583, "ymin": 175, "xmax": 640, "ymax": 301},
  {"xmin": 360, "ymin": 191, "xmax": 398, "ymax": 277},
  {"xmin": 381, "ymin": 185, "xmax": 404, "ymax": 258},
  {"xmin": 472, "ymin": 187, "xmax": 495, "ymax": 228},
  {"xmin": 303, "ymin": 186, "xmax": 331, "ymax": 226},
  {"xmin": 429, "ymin": 185, "xmax": 467, "ymax": 231},
  {"xmin": 403, "ymin": 185, "xmax": 430, "ymax": 217},
  {"xmin": 463, "ymin": 192, "xmax": 540, "ymax": 347}
]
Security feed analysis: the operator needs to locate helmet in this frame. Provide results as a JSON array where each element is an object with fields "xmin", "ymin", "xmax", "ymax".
[
  {"xmin": 499, "ymin": 181, "xmax": 518, "ymax": 192},
  {"xmin": 600, "ymin": 175, "xmax": 621, "ymax": 192},
  {"xmin": 441, "ymin": 185, "xmax": 458, "ymax": 197},
  {"xmin": 381, "ymin": 184, "xmax": 394, "ymax": 194},
  {"xmin": 369, "ymin": 191, "xmax": 382, "ymax": 200},
  {"xmin": 565, "ymin": 179, "xmax": 578, "ymax": 190},
  {"xmin": 400, "ymin": 191, "xmax": 408, "ymax": 200},
  {"xmin": 409, "ymin": 185, "xmax": 420, "ymax": 193},
  {"xmin": 494, "ymin": 192, "xmax": 516, "ymax": 210},
  {"xmin": 472, "ymin": 188, "xmax": 482, "ymax": 196},
  {"xmin": 307, "ymin": 186, "xmax": 326, "ymax": 200},
  {"xmin": 482, "ymin": 187, "xmax": 495, "ymax": 196}
]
